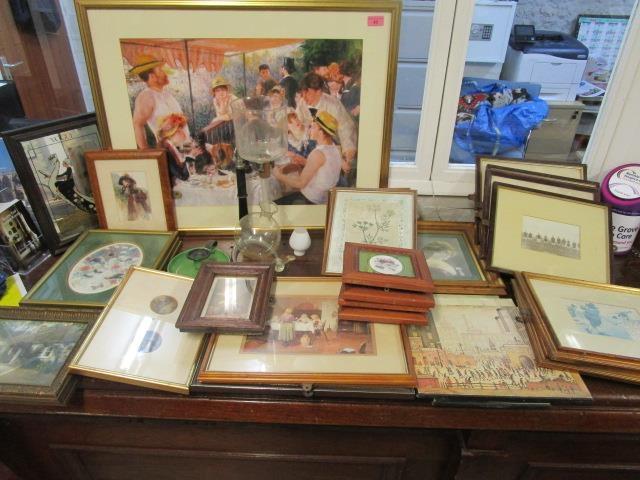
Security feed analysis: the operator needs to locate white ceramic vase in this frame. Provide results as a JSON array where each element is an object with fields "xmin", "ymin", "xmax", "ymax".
[{"xmin": 288, "ymin": 227, "xmax": 311, "ymax": 256}]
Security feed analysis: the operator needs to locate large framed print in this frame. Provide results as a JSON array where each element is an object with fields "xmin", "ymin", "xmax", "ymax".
[
  {"xmin": 21, "ymin": 229, "xmax": 178, "ymax": 309},
  {"xmin": 407, "ymin": 302, "xmax": 591, "ymax": 401},
  {"xmin": 515, "ymin": 272, "xmax": 640, "ymax": 384},
  {"xmin": 70, "ymin": 268, "xmax": 204, "ymax": 394},
  {"xmin": 488, "ymin": 184, "xmax": 611, "ymax": 283},
  {"xmin": 85, "ymin": 149, "xmax": 176, "ymax": 231},
  {"xmin": 197, "ymin": 278, "xmax": 415, "ymax": 387},
  {"xmin": 417, "ymin": 221, "xmax": 505, "ymax": 295},
  {"xmin": 0, "ymin": 307, "xmax": 96, "ymax": 405},
  {"xmin": 322, "ymin": 188, "xmax": 416, "ymax": 275},
  {"xmin": 76, "ymin": 0, "xmax": 401, "ymax": 230},
  {"xmin": 1, "ymin": 113, "xmax": 101, "ymax": 253}
]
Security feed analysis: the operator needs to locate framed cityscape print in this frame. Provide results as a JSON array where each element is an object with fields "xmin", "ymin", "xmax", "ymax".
[
  {"xmin": 488, "ymin": 184, "xmax": 611, "ymax": 283},
  {"xmin": 0, "ymin": 307, "xmax": 96, "ymax": 405},
  {"xmin": 75, "ymin": 0, "xmax": 401, "ymax": 230},
  {"xmin": 407, "ymin": 302, "xmax": 591, "ymax": 401},
  {"xmin": 21, "ymin": 229, "xmax": 178, "ymax": 309},
  {"xmin": 176, "ymin": 263, "xmax": 274, "ymax": 334},
  {"xmin": 1, "ymin": 113, "xmax": 101, "ymax": 253},
  {"xmin": 70, "ymin": 268, "xmax": 204, "ymax": 394},
  {"xmin": 85, "ymin": 149, "xmax": 176, "ymax": 231},
  {"xmin": 196, "ymin": 278, "xmax": 415, "ymax": 387},
  {"xmin": 515, "ymin": 272, "xmax": 640, "ymax": 384},
  {"xmin": 417, "ymin": 221, "xmax": 505, "ymax": 295},
  {"xmin": 323, "ymin": 188, "xmax": 416, "ymax": 275}
]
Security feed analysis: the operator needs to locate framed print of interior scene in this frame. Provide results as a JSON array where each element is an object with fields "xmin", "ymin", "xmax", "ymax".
[
  {"xmin": 21, "ymin": 229, "xmax": 178, "ymax": 309},
  {"xmin": 197, "ymin": 278, "xmax": 415, "ymax": 387},
  {"xmin": 323, "ymin": 188, "xmax": 416, "ymax": 275},
  {"xmin": 1, "ymin": 113, "xmax": 101, "ymax": 253},
  {"xmin": 0, "ymin": 307, "xmax": 96, "ymax": 405},
  {"xmin": 70, "ymin": 268, "xmax": 203, "ymax": 394},
  {"xmin": 85, "ymin": 149, "xmax": 176, "ymax": 231},
  {"xmin": 75, "ymin": 0, "xmax": 401, "ymax": 230}
]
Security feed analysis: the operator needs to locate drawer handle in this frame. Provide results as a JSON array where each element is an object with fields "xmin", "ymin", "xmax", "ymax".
[{"xmin": 542, "ymin": 118, "xmax": 558, "ymax": 123}]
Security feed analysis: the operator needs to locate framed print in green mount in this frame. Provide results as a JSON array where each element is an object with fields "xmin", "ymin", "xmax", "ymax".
[{"xmin": 21, "ymin": 229, "xmax": 178, "ymax": 309}]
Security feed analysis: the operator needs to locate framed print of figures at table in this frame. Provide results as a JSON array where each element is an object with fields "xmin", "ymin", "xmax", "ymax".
[
  {"xmin": 1, "ymin": 113, "xmax": 101, "ymax": 253},
  {"xmin": 85, "ymin": 149, "xmax": 176, "ymax": 231},
  {"xmin": 75, "ymin": 0, "xmax": 401, "ymax": 230},
  {"xmin": 196, "ymin": 278, "xmax": 415, "ymax": 387}
]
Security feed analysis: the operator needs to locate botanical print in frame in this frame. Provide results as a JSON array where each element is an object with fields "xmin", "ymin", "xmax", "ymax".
[
  {"xmin": 70, "ymin": 268, "xmax": 204, "ymax": 394},
  {"xmin": 323, "ymin": 188, "xmax": 416, "ymax": 275},
  {"xmin": 418, "ymin": 231, "xmax": 483, "ymax": 281},
  {"xmin": 527, "ymin": 274, "xmax": 640, "ymax": 361},
  {"xmin": 198, "ymin": 278, "xmax": 413, "ymax": 386},
  {"xmin": 0, "ymin": 307, "xmax": 95, "ymax": 405},
  {"xmin": 76, "ymin": 0, "xmax": 401, "ymax": 229},
  {"xmin": 408, "ymin": 304, "xmax": 591, "ymax": 400},
  {"xmin": 2, "ymin": 113, "xmax": 101, "ymax": 253},
  {"xmin": 21, "ymin": 230, "xmax": 177, "ymax": 308},
  {"xmin": 86, "ymin": 149, "xmax": 176, "ymax": 231}
]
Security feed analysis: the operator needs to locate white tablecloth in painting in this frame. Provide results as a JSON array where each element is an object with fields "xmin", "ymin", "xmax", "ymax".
[
  {"xmin": 269, "ymin": 321, "xmax": 315, "ymax": 332},
  {"xmin": 173, "ymin": 172, "xmax": 283, "ymax": 207}
]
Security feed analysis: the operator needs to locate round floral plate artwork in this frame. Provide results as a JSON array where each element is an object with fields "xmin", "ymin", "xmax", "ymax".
[{"xmin": 68, "ymin": 243, "xmax": 144, "ymax": 294}]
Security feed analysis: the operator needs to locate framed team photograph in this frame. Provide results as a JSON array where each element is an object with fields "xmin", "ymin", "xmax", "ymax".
[
  {"xmin": 75, "ymin": 0, "xmax": 401, "ymax": 230},
  {"xmin": 70, "ymin": 268, "xmax": 204, "ymax": 394},
  {"xmin": 1, "ymin": 113, "xmax": 101, "ymax": 253},
  {"xmin": 85, "ymin": 149, "xmax": 176, "ymax": 231},
  {"xmin": 488, "ymin": 184, "xmax": 611, "ymax": 283}
]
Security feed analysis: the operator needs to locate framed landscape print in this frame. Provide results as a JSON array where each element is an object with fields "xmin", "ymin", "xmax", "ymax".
[
  {"xmin": 488, "ymin": 184, "xmax": 611, "ymax": 283},
  {"xmin": 196, "ymin": 278, "xmax": 415, "ymax": 387},
  {"xmin": 407, "ymin": 302, "xmax": 591, "ymax": 401},
  {"xmin": 176, "ymin": 263, "xmax": 274, "ymax": 334},
  {"xmin": 75, "ymin": 0, "xmax": 401, "ymax": 230},
  {"xmin": 21, "ymin": 229, "xmax": 178, "ymax": 309},
  {"xmin": 85, "ymin": 149, "xmax": 176, "ymax": 231},
  {"xmin": 515, "ymin": 272, "xmax": 640, "ymax": 384},
  {"xmin": 0, "ymin": 307, "xmax": 96, "ymax": 405},
  {"xmin": 70, "ymin": 268, "xmax": 204, "ymax": 394},
  {"xmin": 322, "ymin": 188, "xmax": 416, "ymax": 275},
  {"xmin": 2, "ymin": 113, "xmax": 101, "ymax": 253},
  {"xmin": 417, "ymin": 221, "xmax": 505, "ymax": 295}
]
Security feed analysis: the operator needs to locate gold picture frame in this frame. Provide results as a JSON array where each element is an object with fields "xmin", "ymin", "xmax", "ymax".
[
  {"xmin": 75, "ymin": 0, "xmax": 401, "ymax": 231},
  {"xmin": 417, "ymin": 221, "xmax": 506, "ymax": 295},
  {"xmin": 196, "ymin": 277, "xmax": 416, "ymax": 387},
  {"xmin": 488, "ymin": 184, "xmax": 611, "ymax": 283},
  {"xmin": 514, "ymin": 272, "xmax": 640, "ymax": 385},
  {"xmin": 69, "ymin": 267, "xmax": 205, "ymax": 394}
]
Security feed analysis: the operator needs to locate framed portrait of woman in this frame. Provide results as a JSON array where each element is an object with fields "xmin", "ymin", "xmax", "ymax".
[{"xmin": 85, "ymin": 149, "xmax": 176, "ymax": 231}]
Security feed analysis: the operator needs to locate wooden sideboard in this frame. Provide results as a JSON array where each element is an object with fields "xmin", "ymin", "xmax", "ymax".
[{"xmin": 1, "ymin": 233, "xmax": 640, "ymax": 480}]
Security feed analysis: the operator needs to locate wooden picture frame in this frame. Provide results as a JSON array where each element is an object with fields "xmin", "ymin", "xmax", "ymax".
[
  {"xmin": 417, "ymin": 221, "xmax": 506, "ymax": 295},
  {"xmin": 0, "ymin": 307, "xmax": 97, "ymax": 405},
  {"xmin": 176, "ymin": 263, "xmax": 274, "ymax": 334},
  {"xmin": 322, "ymin": 187, "xmax": 417, "ymax": 275},
  {"xmin": 70, "ymin": 267, "xmax": 205, "ymax": 394},
  {"xmin": 479, "ymin": 167, "xmax": 600, "ymax": 258},
  {"xmin": 487, "ymin": 184, "xmax": 611, "ymax": 283},
  {"xmin": 85, "ymin": 149, "xmax": 176, "ymax": 231},
  {"xmin": 196, "ymin": 277, "xmax": 416, "ymax": 387},
  {"xmin": 342, "ymin": 242, "xmax": 433, "ymax": 293},
  {"xmin": 1, "ymin": 113, "xmax": 101, "ymax": 253},
  {"xmin": 21, "ymin": 229, "xmax": 178, "ymax": 309},
  {"xmin": 75, "ymin": 0, "xmax": 402, "ymax": 231},
  {"xmin": 514, "ymin": 272, "xmax": 640, "ymax": 385}
]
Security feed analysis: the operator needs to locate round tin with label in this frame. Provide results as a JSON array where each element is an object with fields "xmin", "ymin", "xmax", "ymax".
[{"xmin": 601, "ymin": 164, "xmax": 640, "ymax": 254}]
